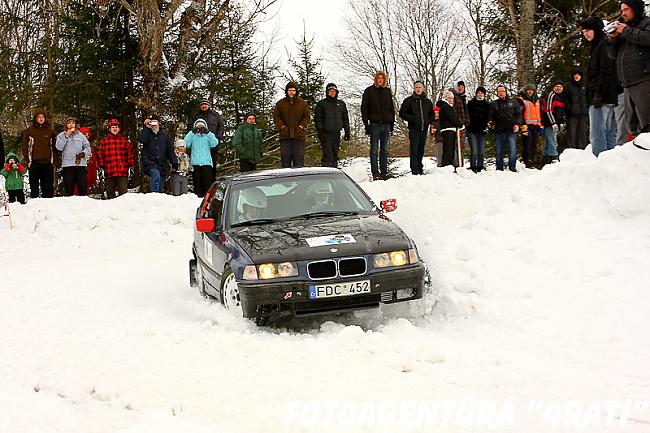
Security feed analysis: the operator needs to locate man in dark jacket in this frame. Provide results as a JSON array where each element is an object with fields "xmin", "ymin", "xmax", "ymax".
[
  {"xmin": 314, "ymin": 83, "xmax": 350, "ymax": 168},
  {"xmin": 581, "ymin": 16, "xmax": 618, "ymax": 156},
  {"xmin": 21, "ymin": 107, "xmax": 56, "ymax": 198},
  {"xmin": 138, "ymin": 115, "xmax": 177, "ymax": 193},
  {"xmin": 361, "ymin": 70, "xmax": 395, "ymax": 180},
  {"xmin": 436, "ymin": 90, "xmax": 464, "ymax": 168},
  {"xmin": 273, "ymin": 82, "xmax": 311, "ymax": 168},
  {"xmin": 399, "ymin": 81, "xmax": 434, "ymax": 175},
  {"xmin": 607, "ymin": 0, "xmax": 650, "ymax": 135},
  {"xmin": 488, "ymin": 85, "xmax": 522, "ymax": 171},
  {"xmin": 565, "ymin": 67, "xmax": 589, "ymax": 149},
  {"xmin": 467, "ymin": 86, "xmax": 490, "ymax": 172}
]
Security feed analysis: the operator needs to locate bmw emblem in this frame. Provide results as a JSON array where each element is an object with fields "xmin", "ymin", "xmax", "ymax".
[{"xmin": 329, "ymin": 247, "xmax": 338, "ymax": 253}]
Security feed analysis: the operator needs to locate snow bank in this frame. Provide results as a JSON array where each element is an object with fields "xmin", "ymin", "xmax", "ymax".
[{"xmin": 1, "ymin": 142, "xmax": 649, "ymax": 433}]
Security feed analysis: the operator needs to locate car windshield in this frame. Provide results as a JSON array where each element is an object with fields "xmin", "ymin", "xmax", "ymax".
[{"xmin": 228, "ymin": 173, "xmax": 376, "ymax": 227}]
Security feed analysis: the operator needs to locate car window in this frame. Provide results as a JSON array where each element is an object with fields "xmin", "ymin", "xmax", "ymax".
[{"xmin": 228, "ymin": 173, "xmax": 375, "ymax": 226}]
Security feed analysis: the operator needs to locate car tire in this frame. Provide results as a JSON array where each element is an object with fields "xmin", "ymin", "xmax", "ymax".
[{"xmin": 220, "ymin": 266, "xmax": 245, "ymax": 317}]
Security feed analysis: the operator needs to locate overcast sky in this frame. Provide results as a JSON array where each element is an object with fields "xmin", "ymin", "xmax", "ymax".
[{"xmin": 261, "ymin": 0, "xmax": 350, "ymax": 88}]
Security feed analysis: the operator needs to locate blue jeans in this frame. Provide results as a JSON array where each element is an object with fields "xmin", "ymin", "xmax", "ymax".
[
  {"xmin": 467, "ymin": 132, "xmax": 486, "ymax": 171},
  {"xmin": 494, "ymin": 132, "xmax": 517, "ymax": 171},
  {"xmin": 408, "ymin": 129, "xmax": 427, "ymax": 174},
  {"xmin": 543, "ymin": 126, "xmax": 559, "ymax": 157},
  {"xmin": 590, "ymin": 104, "xmax": 616, "ymax": 156},
  {"xmin": 370, "ymin": 123, "xmax": 390, "ymax": 176},
  {"xmin": 148, "ymin": 168, "xmax": 163, "ymax": 193}
]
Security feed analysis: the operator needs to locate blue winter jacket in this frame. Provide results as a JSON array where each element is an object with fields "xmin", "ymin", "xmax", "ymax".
[
  {"xmin": 55, "ymin": 130, "xmax": 91, "ymax": 168},
  {"xmin": 138, "ymin": 127, "xmax": 177, "ymax": 173},
  {"xmin": 184, "ymin": 119, "xmax": 219, "ymax": 167}
]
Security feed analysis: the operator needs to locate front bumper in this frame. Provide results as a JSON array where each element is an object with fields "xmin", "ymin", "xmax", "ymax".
[{"xmin": 238, "ymin": 263, "xmax": 425, "ymax": 318}]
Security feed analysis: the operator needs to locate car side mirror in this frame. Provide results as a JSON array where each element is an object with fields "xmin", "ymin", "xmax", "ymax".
[
  {"xmin": 380, "ymin": 199, "xmax": 397, "ymax": 213},
  {"xmin": 196, "ymin": 218, "xmax": 215, "ymax": 232}
]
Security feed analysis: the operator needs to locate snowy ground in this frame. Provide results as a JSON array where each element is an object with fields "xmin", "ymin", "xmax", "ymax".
[{"xmin": 2, "ymin": 139, "xmax": 650, "ymax": 433}]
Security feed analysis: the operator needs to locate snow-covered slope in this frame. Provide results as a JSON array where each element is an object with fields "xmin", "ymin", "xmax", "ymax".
[{"xmin": 1, "ymin": 142, "xmax": 649, "ymax": 433}]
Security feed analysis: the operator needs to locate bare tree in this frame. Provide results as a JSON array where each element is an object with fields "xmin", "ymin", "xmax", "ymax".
[{"xmin": 462, "ymin": 0, "xmax": 497, "ymax": 87}]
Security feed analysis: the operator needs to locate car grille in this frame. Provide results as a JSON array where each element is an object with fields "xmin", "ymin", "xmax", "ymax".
[
  {"xmin": 294, "ymin": 293, "xmax": 380, "ymax": 316},
  {"xmin": 307, "ymin": 260, "xmax": 336, "ymax": 279},
  {"xmin": 339, "ymin": 258, "xmax": 366, "ymax": 276}
]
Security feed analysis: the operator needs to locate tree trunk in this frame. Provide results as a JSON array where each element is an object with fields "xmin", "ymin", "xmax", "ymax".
[{"xmin": 517, "ymin": 0, "xmax": 535, "ymax": 87}]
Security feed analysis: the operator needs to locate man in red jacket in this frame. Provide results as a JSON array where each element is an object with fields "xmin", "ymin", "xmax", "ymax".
[{"xmin": 98, "ymin": 119, "xmax": 134, "ymax": 199}]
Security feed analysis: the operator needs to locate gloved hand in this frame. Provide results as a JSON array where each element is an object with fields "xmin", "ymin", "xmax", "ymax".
[
  {"xmin": 193, "ymin": 126, "xmax": 207, "ymax": 134},
  {"xmin": 11, "ymin": 163, "xmax": 18, "ymax": 170},
  {"xmin": 76, "ymin": 152, "xmax": 86, "ymax": 159},
  {"xmin": 344, "ymin": 132, "xmax": 351, "ymax": 141},
  {"xmin": 552, "ymin": 124, "xmax": 559, "ymax": 135},
  {"xmin": 364, "ymin": 124, "xmax": 371, "ymax": 136},
  {"xmin": 593, "ymin": 94, "xmax": 603, "ymax": 109}
]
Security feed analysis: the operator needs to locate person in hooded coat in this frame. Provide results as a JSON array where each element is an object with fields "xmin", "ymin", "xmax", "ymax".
[
  {"xmin": 232, "ymin": 113, "xmax": 264, "ymax": 172},
  {"xmin": 315, "ymin": 83, "xmax": 351, "ymax": 168},
  {"xmin": 184, "ymin": 118, "xmax": 218, "ymax": 197},
  {"xmin": 22, "ymin": 107, "xmax": 56, "ymax": 198},
  {"xmin": 517, "ymin": 84, "xmax": 543, "ymax": 168},
  {"xmin": 1, "ymin": 152, "xmax": 27, "ymax": 204},
  {"xmin": 581, "ymin": 16, "xmax": 619, "ymax": 156},
  {"xmin": 273, "ymin": 81, "xmax": 311, "ymax": 168},
  {"xmin": 565, "ymin": 67, "xmax": 589, "ymax": 149}
]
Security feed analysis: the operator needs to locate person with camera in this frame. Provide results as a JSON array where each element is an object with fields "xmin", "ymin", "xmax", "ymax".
[
  {"xmin": 1, "ymin": 152, "xmax": 27, "ymax": 204},
  {"xmin": 55, "ymin": 118, "xmax": 92, "ymax": 196},
  {"xmin": 580, "ymin": 17, "xmax": 619, "ymax": 156},
  {"xmin": 138, "ymin": 115, "xmax": 177, "ymax": 193},
  {"xmin": 607, "ymin": 0, "xmax": 650, "ymax": 136}
]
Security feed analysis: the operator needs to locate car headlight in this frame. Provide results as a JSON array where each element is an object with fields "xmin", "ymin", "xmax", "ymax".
[
  {"xmin": 373, "ymin": 249, "xmax": 415, "ymax": 268},
  {"xmin": 257, "ymin": 262, "xmax": 299, "ymax": 279},
  {"xmin": 242, "ymin": 265, "xmax": 258, "ymax": 280}
]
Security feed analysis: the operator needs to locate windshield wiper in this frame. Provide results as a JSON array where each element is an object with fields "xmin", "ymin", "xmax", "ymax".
[
  {"xmin": 231, "ymin": 218, "xmax": 283, "ymax": 227},
  {"xmin": 290, "ymin": 210, "xmax": 360, "ymax": 219}
]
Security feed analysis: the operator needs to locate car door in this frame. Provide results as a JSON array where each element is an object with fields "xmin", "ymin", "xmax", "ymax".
[{"xmin": 197, "ymin": 181, "xmax": 229, "ymax": 297}]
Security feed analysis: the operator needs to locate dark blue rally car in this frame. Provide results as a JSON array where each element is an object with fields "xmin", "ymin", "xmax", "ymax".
[{"xmin": 189, "ymin": 167, "xmax": 426, "ymax": 325}]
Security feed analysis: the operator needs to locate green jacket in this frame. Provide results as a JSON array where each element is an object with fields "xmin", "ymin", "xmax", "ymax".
[
  {"xmin": 1, "ymin": 152, "xmax": 27, "ymax": 191},
  {"xmin": 232, "ymin": 124, "xmax": 263, "ymax": 163}
]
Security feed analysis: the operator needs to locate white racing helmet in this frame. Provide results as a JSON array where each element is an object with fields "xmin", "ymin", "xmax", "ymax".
[
  {"xmin": 307, "ymin": 181, "xmax": 334, "ymax": 207},
  {"xmin": 237, "ymin": 187, "xmax": 267, "ymax": 215}
]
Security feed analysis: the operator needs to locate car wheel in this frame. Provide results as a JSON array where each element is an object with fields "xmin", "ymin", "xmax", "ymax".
[{"xmin": 220, "ymin": 267, "xmax": 244, "ymax": 317}]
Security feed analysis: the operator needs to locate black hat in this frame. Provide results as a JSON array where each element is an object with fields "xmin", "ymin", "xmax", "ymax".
[
  {"xmin": 580, "ymin": 16, "xmax": 604, "ymax": 32},
  {"xmin": 326, "ymin": 83, "xmax": 338, "ymax": 92},
  {"xmin": 476, "ymin": 86, "xmax": 487, "ymax": 94},
  {"xmin": 147, "ymin": 114, "xmax": 161, "ymax": 122},
  {"xmin": 457, "ymin": 81, "xmax": 465, "ymax": 87}
]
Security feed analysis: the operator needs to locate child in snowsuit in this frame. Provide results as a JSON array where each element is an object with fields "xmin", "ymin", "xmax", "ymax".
[
  {"xmin": 171, "ymin": 139, "xmax": 190, "ymax": 196},
  {"xmin": 1, "ymin": 152, "xmax": 27, "ymax": 204}
]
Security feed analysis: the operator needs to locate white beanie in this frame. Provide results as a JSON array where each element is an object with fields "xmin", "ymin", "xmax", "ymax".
[{"xmin": 175, "ymin": 139, "xmax": 186, "ymax": 148}]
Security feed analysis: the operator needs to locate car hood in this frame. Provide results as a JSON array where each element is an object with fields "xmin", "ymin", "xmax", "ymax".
[{"xmin": 228, "ymin": 214, "xmax": 413, "ymax": 263}]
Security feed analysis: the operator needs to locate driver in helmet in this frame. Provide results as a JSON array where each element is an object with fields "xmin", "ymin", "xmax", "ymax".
[
  {"xmin": 307, "ymin": 181, "xmax": 335, "ymax": 211},
  {"xmin": 237, "ymin": 187, "xmax": 267, "ymax": 222}
]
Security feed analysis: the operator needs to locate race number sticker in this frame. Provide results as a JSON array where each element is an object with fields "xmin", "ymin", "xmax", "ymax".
[
  {"xmin": 305, "ymin": 234, "xmax": 356, "ymax": 247},
  {"xmin": 204, "ymin": 239, "xmax": 213, "ymax": 264}
]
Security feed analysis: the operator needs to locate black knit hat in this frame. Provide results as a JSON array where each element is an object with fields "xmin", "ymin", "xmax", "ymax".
[
  {"xmin": 326, "ymin": 83, "xmax": 338, "ymax": 92},
  {"xmin": 457, "ymin": 81, "xmax": 465, "ymax": 87},
  {"xmin": 580, "ymin": 16, "xmax": 604, "ymax": 32},
  {"xmin": 476, "ymin": 86, "xmax": 487, "ymax": 94},
  {"xmin": 199, "ymin": 98, "xmax": 210, "ymax": 106}
]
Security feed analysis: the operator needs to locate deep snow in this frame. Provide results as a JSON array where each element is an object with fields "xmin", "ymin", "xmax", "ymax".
[{"xmin": 1, "ymin": 140, "xmax": 650, "ymax": 433}]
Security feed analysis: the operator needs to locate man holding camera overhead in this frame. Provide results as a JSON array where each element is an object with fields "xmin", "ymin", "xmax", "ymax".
[{"xmin": 607, "ymin": 0, "xmax": 650, "ymax": 136}]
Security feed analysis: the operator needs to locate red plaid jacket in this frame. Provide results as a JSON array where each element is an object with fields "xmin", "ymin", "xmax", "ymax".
[{"xmin": 98, "ymin": 133, "xmax": 134, "ymax": 178}]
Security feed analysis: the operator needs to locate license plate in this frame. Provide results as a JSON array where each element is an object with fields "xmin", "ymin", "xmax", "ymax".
[{"xmin": 309, "ymin": 280, "xmax": 371, "ymax": 299}]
